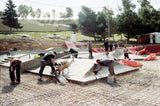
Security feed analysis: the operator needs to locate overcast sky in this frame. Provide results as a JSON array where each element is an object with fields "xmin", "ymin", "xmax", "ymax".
[{"xmin": 0, "ymin": 0, "xmax": 160, "ymax": 19}]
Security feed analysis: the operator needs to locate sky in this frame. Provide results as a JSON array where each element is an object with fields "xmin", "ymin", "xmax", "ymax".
[{"xmin": 0, "ymin": 0, "xmax": 160, "ymax": 19}]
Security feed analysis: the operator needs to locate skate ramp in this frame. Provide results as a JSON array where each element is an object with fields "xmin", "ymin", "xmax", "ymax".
[
  {"xmin": 83, "ymin": 62, "xmax": 138, "ymax": 81},
  {"xmin": 111, "ymin": 49, "xmax": 145, "ymax": 60},
  {"xmin": 118, "ymin": 54, "xmax": 145, "ymax": 60},
  {"xmin": 28, "ymin": 58, "xmax": 138, "ymax": 83},
  {"xmin": 0, "ymin": 54, "xmax": 34, "ymax": 67}
]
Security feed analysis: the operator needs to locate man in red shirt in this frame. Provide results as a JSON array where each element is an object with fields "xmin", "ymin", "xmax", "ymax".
[{"xmin": 9, "ymin": 58, "xmax": 22, "ymax": 85}]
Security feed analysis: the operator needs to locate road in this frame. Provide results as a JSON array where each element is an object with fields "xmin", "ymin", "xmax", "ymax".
[{"xmin": 1, "ymin": 56, "xmax": 160, "ymax": 106}]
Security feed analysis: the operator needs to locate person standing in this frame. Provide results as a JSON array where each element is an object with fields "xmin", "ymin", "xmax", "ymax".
[
  {"xmin": 88, "ymin": 40, "xmax": 93, "ymax": 59},
  {"xmin": 123, "ymin": 45, "xmax": 130, "ymax": 59},
  {"xmin": 93, "ymin": 59, "xmax": 116, "ymax": 82},
  {"xmin": 104, "ymin": 39, "xmax": 109, "ymax": 55},
  {"xmin": 109, "ymin": 43, "xmax": 113, "ymax": 51},
  {"xmin": 38, "ymin": 51, "xmax": 56, "ymax": 80},
  {"xmin": 114, "ymin": 42, "xmax": 118, "ymax": 49},
  {"xmin": 9, "ymin": 58, "xmax": 22, "ymax": 85}
]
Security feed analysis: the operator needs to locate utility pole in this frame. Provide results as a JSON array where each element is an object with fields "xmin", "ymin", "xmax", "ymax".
[{"xmin": 108, "ymin": 6, "xmax": 110, "ymax": 41}]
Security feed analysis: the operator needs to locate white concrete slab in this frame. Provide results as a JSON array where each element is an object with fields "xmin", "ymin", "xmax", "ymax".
[
  {"xmin": 28, "ymin": 58, "xmax": 138, "ymax": 83},
  {"xmin": 111, "ymin": 49, "xmax": 145, "ymax": 60},
  {"xmin": 0, "ymin": 54, "xmax": 36, "ymax": 67},
  {"xmin": 118, "ymin": 54, "xmax": 145, "ymax": 60}
]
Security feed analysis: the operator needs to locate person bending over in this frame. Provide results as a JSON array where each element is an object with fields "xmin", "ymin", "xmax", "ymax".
[
  {"xmin": 38, "ymin": 51, "xmax": 56, "ymax": 80},
  {"xmin": 9, "ymin": 58, "xmax": 22, "ymax": 85},
  {"xmin": 93, "ymin": 59, "xmax": 116, "ymax": 82}
]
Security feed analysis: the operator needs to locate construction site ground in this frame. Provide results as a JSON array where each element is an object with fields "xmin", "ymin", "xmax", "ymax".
[{"xmin": 1, "ymin": 55, "xmax": 160, "ymax": 106}]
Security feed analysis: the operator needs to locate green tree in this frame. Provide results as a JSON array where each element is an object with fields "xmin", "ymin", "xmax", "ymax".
[
  {"xmin": 18, "ymin": 4, "xmax": 29, "ymax": 19},
  {"xmin": 117, "ymin": 0, "xmax": 139, "ymax": 42},
  {"xmin": 96, "ymin": 11, "xmax": 107, "ymax": 41},
  {"xmin": 102, "ymin": 6, "xmax": 117, "ymax": 41},
  {"xmin": 29, "ymin": 6, "xmax": 35, "ymax": 19},
  {"xmin": 66, "ymin": 7, "xmax": 73, "ymax": 20},
  {"xmin": 0, "ymin": 11, "xmax": 4, "ymax": 17},
  {"xmin": 78, "ymin": 6, "xmax": 97, "ymax": 41},
  {"xmin": 52, "ymin": 9, "xmax": 56, "ymax": 19},
  {"xmin": 60, "ymin": 12, "xmax": 66, "ymax": 20},
  {"xmin": 45, "ymin": 12, "xmax": 50, "ymax": 19},
  {"xmin": 2, "ymin": 0, "xmax": 22, "ymax": 32},
  {"xmin": 138, "ymin": 0, "xmax": 160, "ymax": 33},
  {"xmin": 35, "ymin": 8, "xmax": 41, "ymax": 19},
  {"xmin": 69, "ymin": 21, "xmax": 78, "ymax": 34},
  {"xmin": 60, "ymin": 7, "xmax": 73, "ymax": 23}
]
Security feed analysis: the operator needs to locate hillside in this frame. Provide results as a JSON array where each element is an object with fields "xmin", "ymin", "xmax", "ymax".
[{"xmin": 0, "ymin": 19, "xmax": 71, "ymax": 32}]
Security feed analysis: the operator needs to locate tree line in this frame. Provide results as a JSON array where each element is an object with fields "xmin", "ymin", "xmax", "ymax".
[
  {"xmin": 17, "ymin": 5, "xmax": 73, "ymax": 20},
  {"xmin": 1, "ymin": 0, "xmax": 160, "ymax": 42},
  {"xmin": 78, "ymin": 0, "xmax": 160, "ymax": 41}
]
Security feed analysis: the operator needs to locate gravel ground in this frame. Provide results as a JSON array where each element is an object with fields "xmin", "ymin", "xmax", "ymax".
[{"xmin": 1, "ymin": 56, "xmax": 160, "ymax": 106}]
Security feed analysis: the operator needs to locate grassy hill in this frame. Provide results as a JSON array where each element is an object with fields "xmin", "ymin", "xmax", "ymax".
[{"xmin": 0, "ymin": 19, "xmax": 71, "ymax": 32}]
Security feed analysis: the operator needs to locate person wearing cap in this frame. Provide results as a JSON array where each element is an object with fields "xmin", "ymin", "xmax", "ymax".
[
  {"xmin": 93, "ymin": 59, "xmax": 116, "ymax": 82},
  {"xmin": 38, "ymin": 51, "xmax": 56, "ymax": 80},
  {"xmin": 9, "ymin": 58, "xmax": 22, "ymax": 85}
]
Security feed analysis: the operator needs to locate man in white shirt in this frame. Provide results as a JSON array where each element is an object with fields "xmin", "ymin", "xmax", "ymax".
[{"xmin": 123, "ymin": 45, "xmax": 130, "ymax": 59}]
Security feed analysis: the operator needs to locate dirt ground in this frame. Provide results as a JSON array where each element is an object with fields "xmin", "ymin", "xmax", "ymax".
[
  {"xmin": 0, "ymin": 38, "xmax": 96, "ymax": 51},
  {"xmin": 1, "ymin": 37, "xmax": 160, "ymax": 105},
  {"xmin": 1, "ymin": 54, "xmax": 160, "ymax": 105}
]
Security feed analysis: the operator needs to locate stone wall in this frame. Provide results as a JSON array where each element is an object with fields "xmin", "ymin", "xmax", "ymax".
[
  {"xmin": 21, "ymin": 52, "xmax": 70, "ymax": 72},
  {"xmin": 21, "ymin": 57, "xmax": 42, "ymax": 72}
]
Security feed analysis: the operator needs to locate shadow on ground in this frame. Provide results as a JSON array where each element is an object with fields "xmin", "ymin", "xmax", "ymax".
[
  {"xmin": 2, "ymin": 84, "xmax": 18, "ymax": 93},
  {"xmin": 37, "ymin": 77, "xmax": 57, "ymax": 85}
]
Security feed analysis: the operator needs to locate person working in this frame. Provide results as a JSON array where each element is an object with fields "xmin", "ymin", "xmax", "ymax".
[
  {"xmin": 93, "ymin": 59, "xmax": 116, "ymax": 82},
  {"xmin": 38, "ymin": 51, "xmax": 56, "ymax": 81},
  {"xmin": 9, "ymin": 58, "xmax": 22, "ymax": 85},
  {"xmin": 69, "ymin": 48, "xmax": 78, "ymax": 58}
]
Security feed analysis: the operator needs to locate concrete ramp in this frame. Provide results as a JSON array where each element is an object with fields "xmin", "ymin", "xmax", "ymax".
[
  {"xmin": 28, "ymin": 58, "xmax": 138, "ymax": 83},
  {"xmin": 83, "ymin": 62, "xmax": 138, "ymax": 82},
  {"xmin": 111, "ymin": 49, "xmax": 145, "ymax": 60},
  {"xmin": 0, "ymin": 54, "xmax": 36, "ymax": 67}
]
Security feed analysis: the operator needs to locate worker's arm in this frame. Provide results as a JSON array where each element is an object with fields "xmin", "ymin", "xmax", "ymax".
[
  {"xmin": 51, "ymin": 58, "xmax": 55, "ymax": 64},
  {"xmin": 94, "ymin": 66, "xmax": 103, "ymax": 72}
]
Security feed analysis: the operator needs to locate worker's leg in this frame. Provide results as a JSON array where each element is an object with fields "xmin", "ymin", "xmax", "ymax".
[
  {"xmin": 39, "ymin": 61, "xmax": 46, "ymax": 78},
  {"xmin": 16, "ymin": 65, "xmax": 21, "ymax": 83},
  {"xmin": 126, "ymin": 53, "xmax": 130, "ymax": 59},
  {"xmin": 91, "ymin": 51, "xmax": 93, "ymax": 59},
  {"xmin": 109, "ymin": 62, "xmax": 115, "ymax": 75},
  {"xmin": 9, "ymin": 66, "xmax": 15, "ymax": 83},
  {"xmin": 49, "ymin": 63, "xmax": 56, "ymax": 75},
  {"xmin": 89, "ymin": 51, "xmax": 92, "ymax": 59},
  {"xmin": 124, "ymin": 53, "xmax": 127, "ymax": 59},
  {"xmin": 108, "ymin": 62, "xmax": 116, "ymax": 82}
]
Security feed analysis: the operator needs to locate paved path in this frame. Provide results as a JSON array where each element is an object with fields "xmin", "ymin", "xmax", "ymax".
[{"xmin": 1, "ymin": 57, "xmax": 160, "ymax": 106}]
